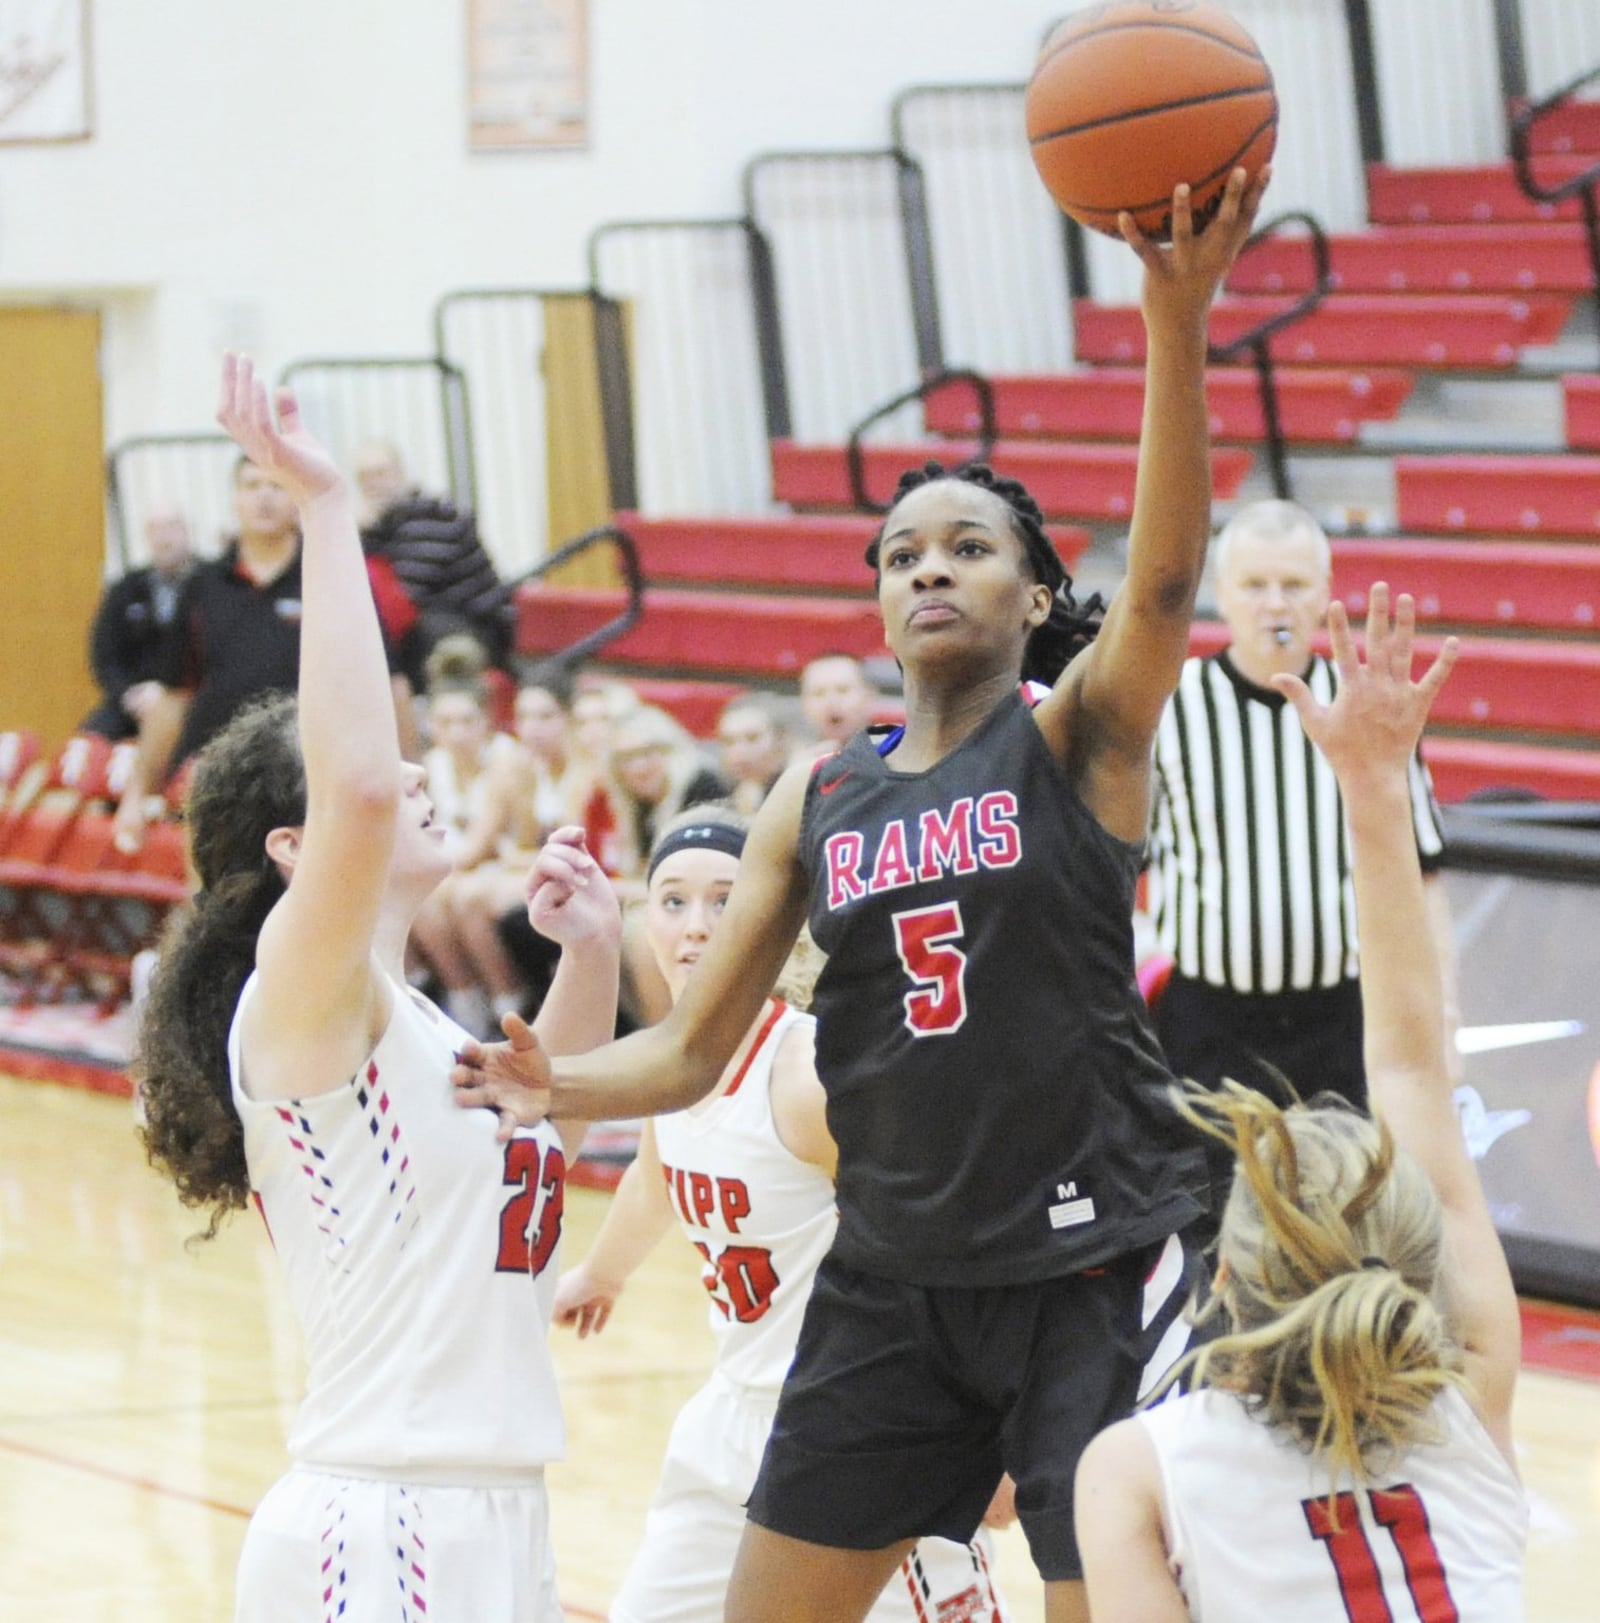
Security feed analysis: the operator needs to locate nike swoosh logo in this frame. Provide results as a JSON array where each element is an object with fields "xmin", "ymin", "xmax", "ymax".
[{"xmin": 819, "ymin": 771, "xmax": 852, "ymax": 795}]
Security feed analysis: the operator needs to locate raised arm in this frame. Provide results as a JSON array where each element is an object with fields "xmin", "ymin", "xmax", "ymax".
[
  {"xmin": 455, "ymin": 760, "xmax": 813, "ymax": 1133},
  {"xmin": 1038, "ymin": 168, "xmax": 1268, "ymax": 839},
  {"xmin": 1275, "ymin": 586, "xmax": 1519, "ymax": 1455},
  {"xmin": 224, "ymin": 357, "xmax": 403, "ymax": 1099}
]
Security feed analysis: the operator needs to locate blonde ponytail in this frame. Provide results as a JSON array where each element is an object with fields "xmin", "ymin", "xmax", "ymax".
[{"xmin": 1166, "ymin": 1081, "xmax": 1467, "ymax": 1485}]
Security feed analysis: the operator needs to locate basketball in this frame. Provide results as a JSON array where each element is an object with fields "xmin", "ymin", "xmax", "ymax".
[{"xmin": 1025, "ymin": 1, "xmax": 1277, "ymax": 240}]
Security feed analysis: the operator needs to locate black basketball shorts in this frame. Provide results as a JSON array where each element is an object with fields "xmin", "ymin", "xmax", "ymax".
[{"xmin": 746, "ymin": 1232, "xmax": 1198, "ymax": 1582}]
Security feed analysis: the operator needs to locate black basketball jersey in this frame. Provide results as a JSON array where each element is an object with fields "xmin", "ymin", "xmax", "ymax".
[{"xmin": 798, "ymin": 689, "xmax": 1206, "ymax": 1287}]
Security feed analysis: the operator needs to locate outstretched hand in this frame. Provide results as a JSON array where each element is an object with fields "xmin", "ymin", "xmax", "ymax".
[
  {"xmin": 1121, "ymin": 165, "xmax": 1271, "ymax": 333},
  {"xmin": 452, "ymin": 1010, "xmax": 553, "ymax": 1143},
  {"xmin": 1271, "ymin": 584, "xmax": 1458, "ymax": 788},
  {"xmin": 216, "ymin": 352, "xmax": 344, "ymax": 509}
]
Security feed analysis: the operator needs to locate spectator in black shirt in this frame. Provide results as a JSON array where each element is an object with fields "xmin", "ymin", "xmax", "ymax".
[
  {"xmin": 355, "ymin": 440, "xmax": 514, "ymax": 680},
  {"xmin": 82, "ymin": 505, "xmax": 195, "ymax": 740},
  {"xmin": 113, "ymin": 457, "xmax": 304, "ymax": 849}
]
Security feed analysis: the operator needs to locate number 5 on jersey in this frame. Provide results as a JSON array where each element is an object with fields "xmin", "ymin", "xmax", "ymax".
[{"xmin": 893, "ymin": 902, "xmax": 968, "ymax": 1036}]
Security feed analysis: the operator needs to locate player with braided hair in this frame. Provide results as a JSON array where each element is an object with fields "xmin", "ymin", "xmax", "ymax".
[
  {"xmin": 866, "ymin": 459, "xmax": 1106, "ymax": 685},
  {"xmin": 456, "ymin": 168, "xmax": 1268, "ymax": 1623}
]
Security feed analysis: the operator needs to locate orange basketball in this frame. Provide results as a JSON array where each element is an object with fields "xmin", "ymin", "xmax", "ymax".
[{"xmin": 1026, "ymin": 1, "xmax": 1277, "ymax": 240}]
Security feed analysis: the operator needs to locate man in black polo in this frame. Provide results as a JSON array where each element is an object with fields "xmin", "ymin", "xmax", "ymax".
[
  {"xmin": 82, "ymin": 504, "xmax": 196, "ymax": 740},
  {"xmin": 113, "ymin": 457, "xmax": 314, "ymax": 849}
]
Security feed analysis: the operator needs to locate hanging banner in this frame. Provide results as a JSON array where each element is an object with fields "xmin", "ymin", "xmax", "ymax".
[
  {"xmin": 0, "ymin": 1, "xmax": 92, "ymax": 145},
  {"xmin": 468, "ymin": 0, "xmax": 588, "ymax": 152}
]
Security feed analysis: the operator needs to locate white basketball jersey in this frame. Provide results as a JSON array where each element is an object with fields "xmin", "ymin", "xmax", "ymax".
[
  {"xmin": 230, "ymin": 973, "xmax": 568, "ymax": 1477},
  {"xmin": 1138, "ymin": 1386, "xmax": 1527, "ymax": 1621},
  {"xmin": 652, "ymin": 1001, "xmax": 838, "ymax": 1393}
]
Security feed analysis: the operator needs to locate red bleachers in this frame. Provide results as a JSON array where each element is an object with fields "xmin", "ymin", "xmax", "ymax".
[
  {"xmin": 1367, "ymin": 160, "xmax": 1589, "ymax": 225},
  {"xmin": 1330, "ymin": 538, "xmax": 1600, "ymax": 633},
  {"xmin": 1395, "ymin": 453, "xmax": 1600, "ymax": 535},
  {"xmin": 1188, "ymin": 619, "xmax": 1600, "ymax": 739},
  {"xmin": 921, "ymin": 368, "xmax": 1413, "ymax": 445},
  {"xmin": 1226, "ymin": 224, "xmax": 1593, "ymax": 295},
  {"xmin": 1074, "ymin": 294, "xmax": 1572, "ymax": 370},
  {"xmin": 1519, "ymin": 99, "xmax": 1600, "ymax": 157},
  {"xmin": 1563, "ymin": 375, "xmax": 1600, "ymax": 450},
  {"xmin": 518, "ymin": 584, "xmax": 887, "ymax": 677},
  {"xmin": 617, "ymin": 511, "xmax": 1091, "ymax": 593},
  {"xmin": 1422, "ymin": 738, "xmax": 1600, "ymax": 803},
  {"xmin": 521, "ymin": 577, "xmax": 1600, "ymax": 743},
  {"xmin": 769, "ymin": 439, "xmax": 1254, "ymax": 521}
]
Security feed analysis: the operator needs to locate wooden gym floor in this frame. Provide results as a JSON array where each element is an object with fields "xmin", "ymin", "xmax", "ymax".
[{"xmin": 2, "ymin": 1075, "xmax": 1596, "ymax": 1622}]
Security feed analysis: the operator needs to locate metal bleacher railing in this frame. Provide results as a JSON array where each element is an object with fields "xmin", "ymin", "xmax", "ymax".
[
  {"xmin": 279, "ymin": 354, "xmax": 474, "ymax": 510},
  {"xmin": 1206, "ymin": 212, "xmax": 1336, "ymax": 502},
  {"xmin": 1509, "ymin": 60, "xmax": 1600, "ymax": 363},
  {"xmin": 845, "ymin": 370, "xmax": 997, "ymax": 515},
  {"xmin": 586, "ymin": 220, "xmax": 785, "ymax": 518},
  {"xmin": 107, "ymin": 433, "xmax": 240, "ymax": 569}
]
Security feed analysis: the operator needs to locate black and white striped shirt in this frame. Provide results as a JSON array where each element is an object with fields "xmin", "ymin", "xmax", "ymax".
[{"xmin": 1149, "ymin": 651, "xmax": 1444, "ymax": 994}]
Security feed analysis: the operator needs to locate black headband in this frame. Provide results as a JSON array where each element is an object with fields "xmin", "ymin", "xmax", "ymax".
[{"xmin": 647, "ymin": 821, "xmax": 747, "ymax": 882}]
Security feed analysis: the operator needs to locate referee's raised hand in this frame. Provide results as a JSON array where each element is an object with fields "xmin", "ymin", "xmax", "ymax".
[{"xmin": 1271, "ymin": 583, "xmax": 1458, "ymax": 792}]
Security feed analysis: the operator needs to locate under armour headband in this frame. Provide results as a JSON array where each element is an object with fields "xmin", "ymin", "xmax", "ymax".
[{"xmin": 646, "ymin": 820, "xmax": 747, "ymax": 882}]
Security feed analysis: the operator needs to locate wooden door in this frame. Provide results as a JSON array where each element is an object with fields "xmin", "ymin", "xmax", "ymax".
[
  {"xmin": 0, "ymin": 307, "xmax": 105, "ymax": 748},
  {"xmin": 541, "ymin": 293, "xmax": 622, "ymax": 588}
]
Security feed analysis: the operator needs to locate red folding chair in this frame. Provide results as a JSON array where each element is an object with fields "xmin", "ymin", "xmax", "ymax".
[
  {"xmin": 0, "ymin": 729, "xmax": 43, "ymax": 854},
  {"xmin": 0, "ymin": 736, "xmax": 113, "ymax": 998},
  {"xmin": 47, "ymin": 757, "xmax": 192, "ymax": 1013}
]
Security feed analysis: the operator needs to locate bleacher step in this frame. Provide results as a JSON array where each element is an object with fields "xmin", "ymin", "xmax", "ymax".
[
  {"xmin": 1563, "ymin": 375, "xmax": 1600, "ymax": 450},
  {"xmin": 1073, "ymin": 294, "xmax": 1571, "ymax": 370},
  {"xmin": 770, "ymin": 439, "xmax": 1253, "ymax": 521},
  {"xmin": 922, "ymin": 368, "xmax": 1412, "ymax": 446},
  {"xmin": 1330, "ymin": 537, "xmax": 1600, "ymax": 634},
  {"xmin": 1367, "ymin": 160, "xmax": 1589, "ymax": 225},
  {"xmin": 1227, "ymin": 223, "xmax": 1594, "ymax": 295},
  {"xmin": 1395, "ymin": 452, "xmax": 1600, "ymax": 535},
  {"xmin": 1421, "ymin": 739, "xmax": 1600, "ymax": 804},
  {"xmin": 616, "ymin": 511, "xmax": 1090, "ymax": 593},
  {"xmin": 1188, "ymin": 619, "xmax": 1600, "ymax": 740}
]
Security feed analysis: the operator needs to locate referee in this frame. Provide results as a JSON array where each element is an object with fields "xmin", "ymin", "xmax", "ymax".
[{"xmin": 1147, "ymin": 500, "xmax": 1459, "ymax": 1121}]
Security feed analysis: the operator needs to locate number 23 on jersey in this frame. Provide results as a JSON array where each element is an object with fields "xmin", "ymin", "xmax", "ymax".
[{"xmin": 495, "ymin": 1137, "xmax": 566, "ymax": 1275}]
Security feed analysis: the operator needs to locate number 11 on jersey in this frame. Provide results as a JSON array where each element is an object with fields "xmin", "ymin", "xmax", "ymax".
[
  {"xmin": 1304, "ymin": 1485, "xmax": 1460, "ymax": 1622},
  {"xmin": 892, "ymin": 902, "xmax": 969, "ymax": 1036}
]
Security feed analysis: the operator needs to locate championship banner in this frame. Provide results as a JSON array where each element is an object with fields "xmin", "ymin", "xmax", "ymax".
[{"xmin": 0, "ymin": 0, "xmax": 92, "ymax": 145}]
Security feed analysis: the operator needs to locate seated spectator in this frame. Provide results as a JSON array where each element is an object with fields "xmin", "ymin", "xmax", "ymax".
[
  {"xmin": 501, "ymin": 663, "xmax": 589, "ymax": 842},
  {"xmin": 605, "ymin": 704, "xmax": 728, "ymax": 1029},
  {"xmin": 716, "ymin": 690, "xmax": 790, "ymax": 815},
  {"xmin": 570, "ymin": 677, "xmax": 640, "ymax": 878},
  {"xmin": 609, "ymin": 704, "xmax": 728, "ymax": 880},
  {"xmin": 417, "ymin": 637, "xmax": 517, "ymax": 847},
  {"xmin": 408, "ymin": 641, "xmax": 520, "ymax": 1032},
  {"xmin": 790, "ymin": 651, "xmax": 879, "ymax": 765},
  {"xmin": 355, "ymin": 439, "xmax": 513, "ymax": 678},
  {"xmin": 414, "ymin": 663, "xmax": 598, "ymax": 1034},
  {"xmin": 113, "ymin": 458, "xmax": 310, "ymax": 848},
  {"xmin": 83, "ymin": 505, "xmax": 195, "ymax": 741},
  {"xmin": 114, "ymin": 456, "xmax": 407, "ymax": 850}
]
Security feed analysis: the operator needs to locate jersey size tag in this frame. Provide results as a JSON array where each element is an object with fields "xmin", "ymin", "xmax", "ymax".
[{"xmin": 1048, "ymin": 1183, "xmax": 1096, "ymax": 1230}]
